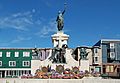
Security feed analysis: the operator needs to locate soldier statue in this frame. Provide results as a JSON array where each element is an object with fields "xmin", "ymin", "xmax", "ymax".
[
  {"xmin": 80, "ymin": 48, "xmax": 89, "ymax": 60},
  {"xmin": 49, "ymin": 44, "xmax": 67, "ymax": 63}
]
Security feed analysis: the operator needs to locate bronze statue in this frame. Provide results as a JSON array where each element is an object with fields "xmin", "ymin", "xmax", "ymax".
[
  {"xmin": 49, "ymin": 44, "xmax": 67, "ymax": 63},
  {"xmin": 56, "ymin": 3, "xmax": 67, "ymax": 31},
  {"xmin": 80, "ymin": 48, "xmax": 90, "ymax": 60}
]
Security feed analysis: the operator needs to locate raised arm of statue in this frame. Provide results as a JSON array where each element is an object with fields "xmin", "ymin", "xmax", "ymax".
[
  {"xmin": 62, "ymin": 9, "xmax": 65, "ymax": 15},
  {"xmin": 63, "ymin": 2, "xmax": 67, "ymax": 14}
]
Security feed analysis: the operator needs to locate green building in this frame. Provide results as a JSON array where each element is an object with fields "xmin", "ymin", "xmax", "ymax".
[{"xmin": 0, "ymin": 48, "xmax": 32, "ymax": 78}]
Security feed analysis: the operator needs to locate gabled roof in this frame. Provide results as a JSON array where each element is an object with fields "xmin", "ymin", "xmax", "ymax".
[{"xmin": 94, "ymin": 39, "xmax": 120, "ymax": 46}]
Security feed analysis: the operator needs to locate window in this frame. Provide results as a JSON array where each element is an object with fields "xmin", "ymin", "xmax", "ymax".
[
  {"xmin": 0, "ymin": 52, "xmax": 2, "ymax": 57},
  {"xmin": 6, "ymin": 52, "xmax": 11, "ymax": 57},
  {"xmin": 110, "ymin": 43, "xmax": 114, "ymax": 49},
  {"xmin": 95, "ymin": 48, "xmax": 98, "ymax": 53},
  {"xmin": 95, "ymin": 67, "xmax": 101, "ymax": 72},
  {"xmin": 106, "ymin": 65, "xmax": 114, "ymax": 72},
  {"xmin": 23, "ymin": 52, "xmax": 30, "ymax": 57},
  {"xmin": 22, "ymin": 61, "xmax": 30, "ymax": 67},
  {"xmin": 95, "ymin": 57, "xmax": 98, "ymax": 62},
  {"xmin": 15, "ymin": 52, "xmax": 19, "ymax": 57},
  {"xmin": 0, "ymin": 61, "xmax": 2, "ymax": 66},
  {"xmin": 110, "ymin": 52, "xmax": 115, "ymax": 59},
  {"xmin": 117, "ymin": 68, "xmax": 120, "ymax": 73},
  {"xmin": 9, "ymin": 61, "xmax": 16, "ymax": 67}
]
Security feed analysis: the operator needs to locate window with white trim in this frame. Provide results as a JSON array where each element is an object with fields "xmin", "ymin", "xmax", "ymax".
[
  {"xmin": 110, "ymin": 43, "xmax": 114, "ymax": 49},
  {"xmin": 23, "ymin": 52, "xmax": 30, "ymax": 57},
  {"xmin": 0, "ymin": 61, "xmax": 2, "ymax": 66},
  {"xmin": 22, "ymin": 61, "xmax": 30, "ymax": 67},
  {"xmin": 0, "ymin": 52, "xmax": 2, "ymax": 57},
  {"xmin": 110, "ymin": 52, "xmax": 115, "ymax": 59},
  {"xmin": 6, "ymin": 52, "xmax": 11, "ymax": 57},
  {"xmin": 9, "ymin": 61, "xmax": 16, "ymax": 67},
  {"xmin": 15, "ymin": 52, "xmax": 19, "ymax": 57}
]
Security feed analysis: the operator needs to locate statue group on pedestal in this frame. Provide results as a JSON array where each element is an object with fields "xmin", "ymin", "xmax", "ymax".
[
  {"xmin": 48, "ymin": 3, "xmax": 68, "ymax": 63},
  {"xmin": 32, "ymin": 4, "xmax": 68, "ymax": 63},
  {"xmin": 49, "ymin": 44, "xmax": 68, "ymax": 63}
]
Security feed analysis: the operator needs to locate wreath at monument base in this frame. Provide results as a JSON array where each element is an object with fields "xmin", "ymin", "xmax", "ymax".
[
  {"xmin": 72, "ymin": 66, "xmax": 79, "ymax": 74},
  {"xmin": 42, "ymin": 66, "xmax": 48, "ymax": 73},
  {"xmin": 56, "ymin": 65, "xmax": 64, "ymax": 74}
]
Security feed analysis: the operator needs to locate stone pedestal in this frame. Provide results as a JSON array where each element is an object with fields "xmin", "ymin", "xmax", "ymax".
[
  {"xmin": 80, "ymin": 60, "xmax": 89, "ymax": 72},
  {"xmin": 51, "ymin": 31, "xmax": 69, "ymax": 48},
  {"xmin": 31, "ymin": 49, "xmax": 79, "ymax": 75}
]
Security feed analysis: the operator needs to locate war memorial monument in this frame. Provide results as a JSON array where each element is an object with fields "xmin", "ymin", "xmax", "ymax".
[
  {"xmin": 0, "ymin": 3, "xmax": 120, "ymax": 83},
  {"xmin": 31, "ymin": 3, "xmax": 82, "ymax": 76}
]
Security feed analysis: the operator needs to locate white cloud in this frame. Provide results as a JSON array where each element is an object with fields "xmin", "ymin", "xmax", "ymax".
[
  {"xmin": 0, "ymin": 10, "xmax": 37, "ymax": 31},
  {"xmin": 0, "ymin": 9, "xmax": 57, "ymax": 36},
  {"xmin": 11, "ymin": 36, "xmax": 31, "ymax": 43},
  {"xmin": 36, "ymin": 18, "xmax": 57, "ymax": 37},
  {"xmin": 12, "ymin": 11, "xmax": 32, "ymax": 17},
  {"xmin": 0, "ymin": 36, "xmax": 32, "ymax": 47},
  {"xmin": 0, "ymin": 9, "xmax": 59, "ymax": 47}
]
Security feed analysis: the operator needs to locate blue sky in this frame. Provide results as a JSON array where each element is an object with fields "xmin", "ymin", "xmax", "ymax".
[{"xmin": 0, "ymin": 0, "xmax": 120, "ymax": 48}]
